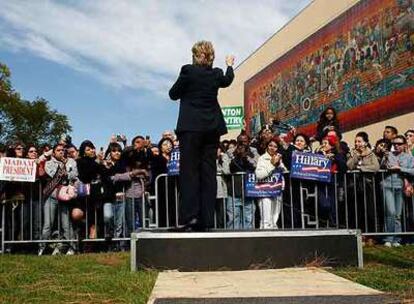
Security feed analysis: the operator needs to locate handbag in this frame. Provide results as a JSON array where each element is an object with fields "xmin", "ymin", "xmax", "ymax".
[
  {"xmin": 56, "ymin": 185, "xmax": 78, "ymax": 201},
  {"xmin": 403, "ymin": 178, "xmax": 414, "ymax": 197}
]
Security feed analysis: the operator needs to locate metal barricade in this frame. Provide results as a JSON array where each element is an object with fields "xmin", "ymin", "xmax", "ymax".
[
  {"xmin": 0, "ymin": 178, "xmax": 149, "ymax": 253},
  {"xmin": 1, "ymin": 170, "xmax": 414, "ymax": 253}
]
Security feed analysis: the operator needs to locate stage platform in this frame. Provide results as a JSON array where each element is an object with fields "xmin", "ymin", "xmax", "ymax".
[
  {"xmin": 146, "ymin": 268, "xmax": 390, "ymax": 304},
  {"xmin": 131, "ymin": 229, "xmax": 363, "ymax": 271}
]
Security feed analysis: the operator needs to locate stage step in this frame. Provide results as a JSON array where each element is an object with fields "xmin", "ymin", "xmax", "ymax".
[{"xmin": 131, "ymin": 230, "xmax": 363, "ymax": 271}]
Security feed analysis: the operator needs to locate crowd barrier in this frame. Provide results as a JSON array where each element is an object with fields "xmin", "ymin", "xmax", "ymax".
[{"xmin": 1, "ymin": 171, "xmax": 414, "ymax": 253}]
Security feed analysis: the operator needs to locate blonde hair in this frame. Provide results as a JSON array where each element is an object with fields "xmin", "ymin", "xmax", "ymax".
[{"xmin": 192, "ymin": 41, "xmax": 215, "ymax": 67}]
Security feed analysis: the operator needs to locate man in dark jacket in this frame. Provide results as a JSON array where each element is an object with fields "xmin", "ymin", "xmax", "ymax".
[{"xmin": 169, "ymin": 40, "xmax": 234, "ymax": 230}]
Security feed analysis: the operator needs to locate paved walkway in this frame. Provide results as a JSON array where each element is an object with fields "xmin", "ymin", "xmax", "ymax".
[{"xmin": 148, "ymin": 268, "xmax": 393, "ymax": 304}]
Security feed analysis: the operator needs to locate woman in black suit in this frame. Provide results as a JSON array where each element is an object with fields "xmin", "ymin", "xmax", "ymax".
[{"xmin": 169, "ymin": 41, "xmax": 235, "ymax": 230}]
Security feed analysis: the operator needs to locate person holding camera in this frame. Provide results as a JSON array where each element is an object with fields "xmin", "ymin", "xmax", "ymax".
[
  {"xmin": 169, "ymin": 40, "xmax": 235, "ymax": 231},
  {"xmin": 39, "ymin": 143, "xmax": 78, "ymax": 256}
]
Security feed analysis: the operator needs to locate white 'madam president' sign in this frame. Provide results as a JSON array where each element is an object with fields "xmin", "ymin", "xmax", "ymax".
[{"xmin": 0, "ymin": 157, "xmax": 37, "ymax": 182}]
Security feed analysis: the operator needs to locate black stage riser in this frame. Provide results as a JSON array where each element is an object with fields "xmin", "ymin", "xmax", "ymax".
[{"xmin": 131, "ymin": 230, "xmax": 363, "ymax": 271}]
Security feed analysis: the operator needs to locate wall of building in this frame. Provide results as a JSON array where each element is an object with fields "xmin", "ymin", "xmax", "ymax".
[
  {"xmin": 219, "ymin": 0, "xmax": 361, "ymax": 139},
  {"xmin": 219, "ymin": 0, "xmax": 414, "ymax": 142}
]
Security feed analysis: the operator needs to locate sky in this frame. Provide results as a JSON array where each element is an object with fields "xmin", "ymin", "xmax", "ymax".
[{"xmin": 0, "ymin": 0, "xmax": 311, "ymax": 148}]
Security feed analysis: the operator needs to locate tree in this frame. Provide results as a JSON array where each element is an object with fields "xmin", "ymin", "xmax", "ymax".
[{"xmin": 0, "ymin": 62, "xmax": 72, "ymax": 146}]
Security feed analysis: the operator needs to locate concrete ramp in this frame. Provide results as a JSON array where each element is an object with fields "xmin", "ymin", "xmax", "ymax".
[{"xmin": 147, "ymin": 268, "xmax": 393, "ymax": 304}]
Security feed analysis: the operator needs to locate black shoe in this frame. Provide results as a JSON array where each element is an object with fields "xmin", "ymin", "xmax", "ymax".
[{"xmin": 170, "ymin": 218, "xmax": 199, "ymax": 232}]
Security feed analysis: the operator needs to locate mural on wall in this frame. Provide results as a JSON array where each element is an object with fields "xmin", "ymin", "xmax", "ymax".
[{"xmin": 244, "ymin": 0, "xmax": 414, "ymax": 136}]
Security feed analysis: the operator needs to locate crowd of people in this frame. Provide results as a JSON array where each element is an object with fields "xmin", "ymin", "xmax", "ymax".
[{"xmin": 1, "ymin": 107, "xmax": 414, "ymax": 255}]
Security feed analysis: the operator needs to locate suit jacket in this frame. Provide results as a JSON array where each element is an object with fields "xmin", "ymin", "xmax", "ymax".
[{"xmin": 169, "ymin": 64, "xmax": 234, "ymax": 136}]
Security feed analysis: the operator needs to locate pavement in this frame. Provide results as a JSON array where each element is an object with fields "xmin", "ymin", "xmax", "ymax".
[{"xmin": 147, "ymin": 268, "xmax": 395, "ymax": 304}]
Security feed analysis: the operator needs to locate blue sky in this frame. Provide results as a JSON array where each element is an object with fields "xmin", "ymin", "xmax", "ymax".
[{"xmin": 0, "ymin": 0, "xmax": 311, "ymax": 148}]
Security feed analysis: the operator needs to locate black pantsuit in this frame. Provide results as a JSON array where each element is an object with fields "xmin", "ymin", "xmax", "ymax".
[
  {"xmin": 169, "ymin": 63, "xmax": 234, "ymax": 228},
  {"xmin": 178, "ymin": 131, "xmax": 219, "ymax": 227}
]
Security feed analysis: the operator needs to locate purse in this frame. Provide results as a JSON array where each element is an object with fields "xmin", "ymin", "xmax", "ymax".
[{"xmin": 56, "ymin": 185, "xmax": 78, "ymax": 201}]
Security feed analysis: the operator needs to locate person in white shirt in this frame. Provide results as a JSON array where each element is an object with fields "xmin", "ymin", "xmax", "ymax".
[{"xmin": 255, "ymin": 137, "xmax": 287, "ymax": 229}]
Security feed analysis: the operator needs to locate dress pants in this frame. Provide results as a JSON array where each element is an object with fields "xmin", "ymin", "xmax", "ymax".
[{"xmin": 178, "ymin": 131, "xmax": 219, "ymax": 228}]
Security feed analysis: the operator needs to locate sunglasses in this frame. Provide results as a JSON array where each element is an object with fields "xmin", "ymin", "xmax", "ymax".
[
  {"xmin": 392, "ymin": 142, "xmax": 404, "ymax": 146},
  {"xmin": 28, "ymin": 150, "xmax": 37, "ymax": 153},
  {"xmin": 15, "ymin": 147, "xmax": 24, "ymax": 150}
]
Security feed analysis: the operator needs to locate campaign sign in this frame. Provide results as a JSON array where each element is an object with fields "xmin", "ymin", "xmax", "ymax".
[
  {"xmin": 167, "ymin": 148, "xmax": 180, "ymax": 176},
  {"xmin": 290, "ymin": 151, "xmax": 331, "ymax": 183},
  {"xmin": 245, "ymin": 170, "xmax": 285, "ymax": 198},
  {"xmin": 0, "ymin": 157, "xmax": 37, "ymax": 182}
]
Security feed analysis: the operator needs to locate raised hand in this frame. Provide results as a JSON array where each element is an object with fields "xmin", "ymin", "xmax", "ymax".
[{"xmin": 225, "ymin": 55, "xmax": 235, "ymax": 67}]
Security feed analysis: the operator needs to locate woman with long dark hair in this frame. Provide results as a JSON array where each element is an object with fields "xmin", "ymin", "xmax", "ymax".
[
  {"xmin": 169, "ymin": 41, "xmax": 235, "ymax": 231},
  {"xmin": 77, "ymin": 140, "xmax": 106, "ymax": 239},
  {"xmin": 150, "ymin": 137, "xmax": 176, "ymax": 227},
  {"xmin": 315, "ymin": 106, "xmax": 341, "ymax": 142}
]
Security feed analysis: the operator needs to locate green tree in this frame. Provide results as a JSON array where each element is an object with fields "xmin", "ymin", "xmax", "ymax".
[{"xmin": 0, "ymin": 62, "xmax": 72, "ymax": 146}]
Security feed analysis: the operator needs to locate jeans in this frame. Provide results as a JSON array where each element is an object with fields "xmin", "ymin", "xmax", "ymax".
[
  {"xmin": 226, "ymin": 197, "xmax": 255, "ymax": 229},
  {"xmin": 384, "ymin": 187, "xmax": 403, "ymax": 243},
  {"xmin": 125, "ymin": 197, "xmax": 143, "ymax": 236},
  {"xmin": 103, "ymin": 201, "xmax": 124, "ymax": 238},
  {"xmin": 39, "ymin": 196, "xmax": 74, "ymax": 250}
]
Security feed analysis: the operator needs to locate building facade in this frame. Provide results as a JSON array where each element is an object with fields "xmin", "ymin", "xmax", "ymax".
[{"xmin": 219, "ymin": 0, "xmax": 414, "ymax": 143}]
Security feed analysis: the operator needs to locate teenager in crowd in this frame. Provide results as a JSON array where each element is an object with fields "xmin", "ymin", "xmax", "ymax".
[
  {"xmin": 111, "ymin": 135, "xmax": 151, "ymax": 234},
  {"xmin": 252, "ymin": 125, "xmax": 274, "ymax": 155},
  {"xmin": 169, "ymin": 40, "xmax": 235, "ymax": 231},
  {"xmin": 255, "ymin": 137, "xmax": 287, "ymax": 229},
  {"xmin": 315, "ymin": 106, "xmax": 341, "ymax": 142},
  {"xmin": 282, "ymin": 133, "xmax": 312, "ymax": 170},
  {"xmin": 383, "ymin": 126, "xmax": 398, "ymax": 141},
  {"xmin": 382, "ymin": 135, "xmax": 414, "ymax": 247},
  {"xmin": 282, "ymin": 133, "xmax": 312, "ymax": 228},
  {"xmin": 216, "ymin": 143, "xmax": 228, "ymax": 228},
  {"xmin": 24, "ymin": 144, "xmax": 46, "ymax": 241},
  {"xmin": 221, "ymin": 139, "xmax": 230, "ymax": 152},
  {"xmin": 374, "ymin": 138, "xmax": 392, "ymax": 167},
  {"xmin": 227, "ymin": 139, "xmax": 237, "ymax": 152},
  {"xmin": 404, "ymin": 129, "xmax": 414, "ymax": 156},
  {"xmin": 95, "ymin": 142, "xmax": 129, "ymax": 250},
  {"xmin": 150, "ymin": 137, "xmax": 176, "ymax": 227},
  {"xmin": 223, "ymin": 138, "xmax": 257, "ymax": 229},
  {"xmin": 316, "ymin": 134, "xmax": 347, "ymax": 226},
  {"xmin": 346, "ymin": 132, "xmax": 380, "ymax": 233},
  {"xmin": 3, "ymin": 143, "xmax": 27, "ymax": 251},
  {"xmin": 67, "ymin": 144, "xmax": 79, "ymax": 160},
  {"xmin": 77, "ymin": 140, "xmax": 106, "ymax": 239},
  {"xmin": 39, "ymin": 143, "xmax": 78, "ymax": 255}
]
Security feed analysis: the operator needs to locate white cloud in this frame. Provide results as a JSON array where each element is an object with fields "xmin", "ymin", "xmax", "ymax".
[{"xmin": 0, "ymin": 0, "xmax": 311, "ymax": 95}]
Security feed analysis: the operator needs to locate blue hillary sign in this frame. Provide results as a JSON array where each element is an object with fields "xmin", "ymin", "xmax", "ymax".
[
  {"xmin": 290, "ymin": 151, "xmax": 331, "ymax": 183},
  {"xmin": 245, "ymin": 170, "xmax": 285, "ymax": 198},
  {"xmin": 167, "ymin": 148, "xmax": 180, "ymax": 176}
]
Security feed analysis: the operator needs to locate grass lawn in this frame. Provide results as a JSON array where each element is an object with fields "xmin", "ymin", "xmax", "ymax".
[
  {"xmin": 333, "ymin": 245, "xmax": 414, "ymax": 301},
  {"xmin": 0, "ymin": 252, "xmax": 157, "ymax": 304},
  {"xmin": 0, "ymin": 246, "xmax": 413, "ymax": 303}
]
